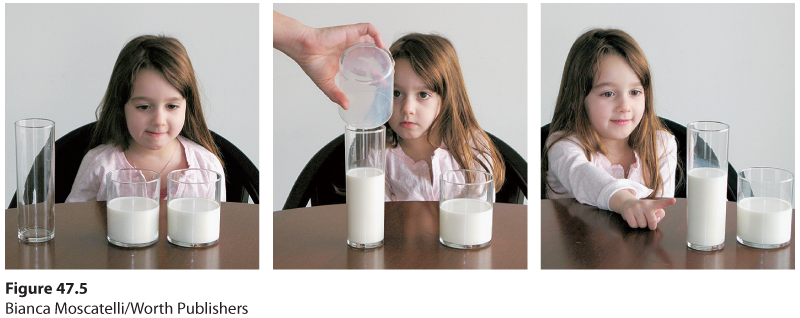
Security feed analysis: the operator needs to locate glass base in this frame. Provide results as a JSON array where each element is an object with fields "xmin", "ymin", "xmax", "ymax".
[
  {"xmin": 737, "ymin": 236, "xmax": 790, "ymax": 249},
  {"xmin": 347, "ymin": 239, "xmax": 383, "ymax": 249},
  {"xmin": 168, "ymin": 236, "xmax": 219, "ymax": 248},
  {"xmin": 18, "ymin": 229, "xmax": 54, "ymax": 243},
  {"xmin": 108, "ymin": 236, "xmax": 157, "ymax": 248},
  {"xmin": 440, "ymin": 238, "xmax": 491, "ymax": 249},
  {"xmin": 687, "ymin": 241, "xmax": 724, "ymax": 251}
]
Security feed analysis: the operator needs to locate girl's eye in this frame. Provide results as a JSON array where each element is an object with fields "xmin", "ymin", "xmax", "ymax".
[
  {"xmin": 167, "ymin": 104, "xmax": 180, "ymax": 110},
  {"xmin": 418, "ymin": 92, "xmax": 431, "ymax": 99},
  {"xmin": 601, "ymin": 91, "xmax": 614, "ymax": 97},
  {"xmin": 393, "ymin": 90, "xmax": 402, "ymax": 98},
  {"xmin": 136, "ymin": 105, "xmax": 150, "ymax": 110},
  {"xmin": 630, "ymin": 89, "xmax": 643, "ymax": 96}
]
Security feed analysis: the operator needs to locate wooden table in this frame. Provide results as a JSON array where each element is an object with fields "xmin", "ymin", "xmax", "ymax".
[
  {"xmin": 5, "ymin": 201, "xmax": 259, "ymax": 269},
  {"xmin": 273, "ymin": 201, "xmax": 527, "ymax": 269},
  {"xmin": 541, "ymin": 198, "xmax": 795, "ymax": 269}
]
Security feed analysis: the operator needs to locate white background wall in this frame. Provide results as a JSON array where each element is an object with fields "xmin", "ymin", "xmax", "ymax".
[
  {"xmin": 273, "ymin": 3, "xmax": 528, "ymax": 211},
  {"xmin": 5, "ymin": 3, "xmax": 259, "ymax": 207},
  {"xmin": 541, "ymin": 3, "xmax": 795, "ymax": 195}
]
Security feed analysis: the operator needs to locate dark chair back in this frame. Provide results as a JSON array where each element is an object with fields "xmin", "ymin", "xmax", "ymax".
[
  {"xmin": 9, "ymin": 122, "xmax": 258, "ymax": 208},
  {"xmin": 282, "ymin": 131, "xmax": 527, "ymax": 210},
  {"xmin": 541, "ymin": 117, "xmax": 737, "ymax": 201}
]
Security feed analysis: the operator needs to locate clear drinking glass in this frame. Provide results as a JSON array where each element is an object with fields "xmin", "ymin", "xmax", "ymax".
[
  {"xmin": 167, "ymin": 169, "xmax": 222, "ymax": 247},
  {"xmin": 336, "ymin": 43, "xmax": 394, "ymax": 129},
  {"xmin": 345, "ymin": 125, "xmax": 386, "ymax": 248},
  {"xmin": 737, "ymin": 167, "xmax": 794, "ymax": 249},
  {"xmin": 439, "ymin": 169, "xmax": 494, "ymax": 249},
  {"xmin": 106, "ymin": 168, "xmax": 160, "ymax": 247},
  {"xmin": 686, "ymin": 121, "xmax": 730, "ymax": 251},
  {"xmin": 15, "ymin": 118, "xmax": 56, "ymax": 243}
]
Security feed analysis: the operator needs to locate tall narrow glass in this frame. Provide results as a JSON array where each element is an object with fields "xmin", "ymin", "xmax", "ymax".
[
  {"xmin": 15, "ymin": 118, "xmax": 55, "ymax": 243},
  {"xmin": 737, "ymin": 167, "xmax": 794, "ymax": 249},
  {"xmin": 345, "ymin": 125, "xmax": 385, "ymax": 248},
  {"xmin": 167, "ymin": 169, "xmax": 222, "ymax": 247},
  {"xmin": 439, "ymin": 169, "xmax": 494, "ymax": 249},
  {"xmin": 106, "ymin": 169, "xmax": 160, "ymax": 247},
  {"xmin": 686, "ymin": 121, "xmax": 729, "ymax": 251}
]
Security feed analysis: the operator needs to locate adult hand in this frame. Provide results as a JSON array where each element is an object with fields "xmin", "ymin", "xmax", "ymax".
[{"xmin": 273, "ymin": 11, "xmax": 387, "ymax": 110}]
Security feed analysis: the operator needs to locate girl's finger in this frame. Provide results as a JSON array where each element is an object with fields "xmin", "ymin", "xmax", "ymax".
[{"xmin": 645, "ymin": 210, "xmax": 658, "ymax": 230}]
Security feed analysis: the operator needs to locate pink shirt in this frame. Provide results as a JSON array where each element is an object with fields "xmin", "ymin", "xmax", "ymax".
[
  {"xmin": 545, "ymin": 130, "xmax": 677, "ymax": 210},
  {"xmin": 66, "ymin": 136, "xmax": 226, "ymax": 202},
  {"xmin": 384, "ymin": 142, "xmax": 492, "ymax": 201}
]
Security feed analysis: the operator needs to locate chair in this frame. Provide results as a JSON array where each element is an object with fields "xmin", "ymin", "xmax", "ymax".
[
  {"xmin": 8, "ymin": 122, "xmax": 258, "ymax": 208},
  {"xmin": 540, "ymin": 117, "xmax": 737, "ymax": 201},
  {"xmin": 282, "ymin": 131, "xmax": 528, "ymax": 210}
]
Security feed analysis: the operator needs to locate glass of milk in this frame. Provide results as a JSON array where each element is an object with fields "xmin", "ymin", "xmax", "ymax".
[
  {"xmin": 106, "ymin": 168, "xmax": 160, "ymax": 248},
  {"xmin": 737, "ymin": 167, "xmax": 794, "ymax": 249},
  {"xmin": 439, "ymin": 169, "xmax": 494, "ymax": 249},
  {"xmin": 336, "ymin": 43, "xmax": 394, "ymax": 129},
  {"xmin": 166, "ymin": 169, "xmax": 222, "ymax": 247},
  {"xmin": 345, "ymin": 125, "xmax": 386, "ymax": 248},
  {"xmin": 686, "ymin": 121, "xmax": 730, "ymax": 251}
]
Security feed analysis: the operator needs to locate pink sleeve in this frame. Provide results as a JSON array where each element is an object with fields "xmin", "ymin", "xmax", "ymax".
[
  {"xmin": 656, "ymin": 130, "xmax": 678, "ymax": 198},
  {"xmin": 547, "ymin": 136, "xmax": 651, "ymax": 210}
]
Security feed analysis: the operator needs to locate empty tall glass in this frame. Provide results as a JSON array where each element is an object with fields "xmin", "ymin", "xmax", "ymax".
[
  {"xmin": 439, "ymin": 169, "xmax": 494, "ymax": 249},
  {"xmin": 336, "ymin": 43, "xmax": 394, "ymax": 129},
  {"xmin": 167, "ymin": 169, "xmax": 222, "ymax": 247},
  {"xmin": 686, "ymin": 121, "xmax": 729, "ymax": 251},
  {"xmin": 15, "ymin": 118, "xmax": 55, "ymax": 243},
  {"xmin": 106, "ymin": 168, "xmax": 160, "ymax": 247},
  {"xmin": 345, "ymin": 125, "xmax": 385, "ymax": 248},
  {"xmin": 737, "ymin": 167, "xmax": 794, "ymax": 249}
]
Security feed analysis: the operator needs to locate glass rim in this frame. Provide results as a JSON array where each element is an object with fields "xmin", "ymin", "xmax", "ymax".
[
  {"xmin": 167, "ymin": 168, "xmax": 221, "ymax": 184},
  {"xmin": 687, "ymin": 121, "xmax": 729, "ymax": 133},
  {"xmin": 106, "ymin": 168, "xmax": 160, "ymax": 184},
  {"xmin": 339, "ymin": 43, "xmax": 395, "ymax": 84},
  {"xmin": 738, "ymin": 167, "xmax": 794, "ymax": 183},
  {"xmin": 441, "ymin": 169, "xmax": 494, "ymax": 185},
  {"xmin": 345, "ymin": 125, "xmax": 386, "ymax": 132},
  {"xmin": 15, "ymin": 118, "xmax": 55, "ymax": 129}
]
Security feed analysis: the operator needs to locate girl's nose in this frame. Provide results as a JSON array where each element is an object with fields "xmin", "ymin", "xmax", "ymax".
[
  {"xmin": 400, "ymin": 97, "xmax": 415, "ymax": 115},
  {"xmin": 617, "ymin": 97, "xmax": 632, "ymax": 113},
  {"xmin": 152, "ymin": 107, "xmax": 167, "ymax": 126}
]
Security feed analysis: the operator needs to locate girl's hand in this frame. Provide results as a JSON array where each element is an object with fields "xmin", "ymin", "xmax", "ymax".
[
  {"xmin": 610, "ymin": 190, "xmax": 677, "ymax": 230},
  {"xmin": 273, "ymin": 11, "xmax": 386, "ymax": 110}
]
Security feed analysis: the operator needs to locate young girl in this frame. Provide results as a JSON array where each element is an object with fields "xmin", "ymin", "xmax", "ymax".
[
  {"xmin": 543, "ymin": 29, "xmax": 676, "ymax": 230},
  {"xmin": 66, "ymin": 35, "xmax": 226, "ymax": 202},
  {"xmin": 384, "ymin": 33, "xmax": 505, "ymax": 201}
]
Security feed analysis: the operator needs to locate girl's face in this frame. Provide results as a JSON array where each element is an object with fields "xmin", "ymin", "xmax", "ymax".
[
  {"xmin": 584, "ymin": 54, "xmax": 645, "ymax": 146},
  {"xmin": 389, "ymin": 59, "xmax": 440, "ymax": 142},
  {"xmin": 124, "ymin": 68, "xmax": 186, "ymax": 151}
]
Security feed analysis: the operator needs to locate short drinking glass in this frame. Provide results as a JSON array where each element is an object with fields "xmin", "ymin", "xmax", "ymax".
[
  {"xmin": 167, "ymin": 169, "xmax": 222, "ymax": 247},
  {"xmin": 106, "ymin": 168, "xmax": 160, "ymax": 247},
  {"xmin": 737, "ymin": 167, "xmax": 794, "ymax": 249},
  {"xmin": 439, "ymin": 169, "xmax": 494, "ymax": 249}
]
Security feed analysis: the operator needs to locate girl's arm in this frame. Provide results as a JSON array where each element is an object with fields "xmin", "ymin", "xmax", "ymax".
[
  {"xmin": 547, "ymin": 136, "xmax": 651, "ymax": 210},
  {"xmin": 609, "ymin": 189, "xmax": 676, "ymax": 230},
  {"xmin": 656, "ymin": 130, "xmax": 678, "ymax": 197}
]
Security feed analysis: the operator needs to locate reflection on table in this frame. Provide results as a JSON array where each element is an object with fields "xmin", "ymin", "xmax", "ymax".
[
  {"xmin": 5, "ymin": 201, "xmax": 259, "ymax": 269},
  {"xmin": 541, "ymin": 198, "xmax": 794, "ymax": 269},
  {"xmin": 273, "ymin": 201, "xmax": 527, "ymax": 269}
]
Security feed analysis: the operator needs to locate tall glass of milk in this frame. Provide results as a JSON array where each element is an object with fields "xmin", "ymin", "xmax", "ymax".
[
  {"xmin": 439, "ymin": 169, "xmax": 494, "ymax": 249},
  {"xmin": 166, "ymin": 169, "xmax": 222, "ymax": 247},
  {"xmin": 106, "ymin": 168, "xmax": 160, "ymax": 248},
  {"xmin": 336, "ymin": 43, "xmax": 394, "ymax": 129},
  {"xmin": 737, "ymin": 167, "xmax": 794, "ymax": 249},
  {"xmin": 686, "ymin": 121, "xmax": 730, "ymax": 251},
  {"xmin": 345, "ymin": 125, "xmax": 386, "ymax": 248}
]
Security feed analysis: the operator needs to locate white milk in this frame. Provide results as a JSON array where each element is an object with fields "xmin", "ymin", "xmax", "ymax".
[
  {"xmin": 346, "ymin": 167, "xmax": 384, "ymax": 245},
  {"xmin": 687, "ymin": 168, "xmax": 728, "ymax": 247},
  {"xmin": 167, "ymin": 197, "xmax": 221, "ymax": 245},
  {"xmin": 737, "ymin": 197, "xmax": 793, "ymax": 245},
  {"xmin": 107, "ymin": 197, "xmax": 159, "ymax": 245},
  {"xmin": 439, "ymin": 198, "xmax": 493, "ymax": 246}
]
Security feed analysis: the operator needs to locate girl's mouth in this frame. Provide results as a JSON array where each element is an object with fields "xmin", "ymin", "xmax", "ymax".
[
  {"xmin": 400, "ymin": 122, "xmax": 416, "ymax": 128},
  {"xmin": 146, "ymin": 131, "xmax": 166, "ymax": 137},
  {"xmin": 611, "ymin": 119, "xmax": 630, "ymax": 126}
]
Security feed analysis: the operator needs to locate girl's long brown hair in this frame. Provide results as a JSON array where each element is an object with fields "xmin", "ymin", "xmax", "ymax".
[
  {"xmin": 388, "ymin": 33, "xmax": 505, "ymax": 191},
  {"xmin": 92, "ymin": 35, "xmax": 222, "ymax": 166},
  {"xmin": 543, "ymin": 28, "xmax": 671, "ymax": 198}
]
